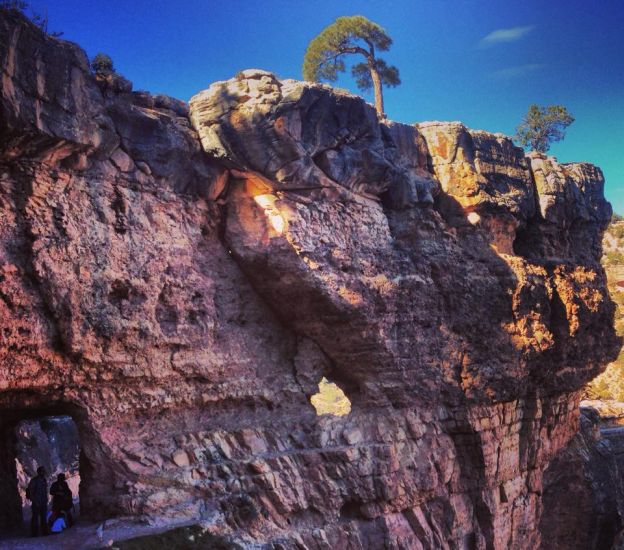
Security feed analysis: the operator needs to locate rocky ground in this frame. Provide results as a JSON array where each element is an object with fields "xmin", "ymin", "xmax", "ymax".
[
  {"xmin": 0, "ymin": 517, "xmax": 207, "ymax": 549},
  {"xmin": 0, "ymin": 9, "xmax": 621, "ymax": 549}
]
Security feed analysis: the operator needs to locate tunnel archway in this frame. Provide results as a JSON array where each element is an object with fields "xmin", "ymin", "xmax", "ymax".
[
  {"xmin": 14, "ymin": 416, "xmax": 81, "ymax": 528},
  {"xmin": 0, "ymin": 399, "xmax": 97, "ymax": 536}
]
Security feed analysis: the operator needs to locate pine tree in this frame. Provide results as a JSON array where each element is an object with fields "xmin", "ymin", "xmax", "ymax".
[
  {"xmin": 303, "ymin": 16, "xmax": 400, "ymax": 118},
  {"xmin": 515, "ymin": 104, "xmax": 574, "ymax": 153}
]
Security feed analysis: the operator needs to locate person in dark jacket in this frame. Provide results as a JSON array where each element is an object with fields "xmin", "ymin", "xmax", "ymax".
[
  {"xmin": 49, "ymin": 473, "xmax": 73, "ymax": 527},
  {"xmin": 26, "ymin": 466, "xmax": 48, "ymax": 536}
]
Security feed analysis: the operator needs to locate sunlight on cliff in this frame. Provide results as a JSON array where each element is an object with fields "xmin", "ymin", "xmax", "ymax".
[
  {"xmin": 467, "ymin": 212, "xmax": 481, "ymax": 225},
  {"xmin": 584, "ymin": 219, "xmax": 624, "ymax": 400},
  {"xmin": 310, "ymin": 377, "xmax": 351, "ymax": 416},
  {"xmin": 253, "ymin": 193, "xmax": 285, "ymax": 234}
]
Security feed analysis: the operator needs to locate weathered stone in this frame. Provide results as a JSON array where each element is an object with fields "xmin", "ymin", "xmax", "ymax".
[
  {"xmin": 0, "ymin": 10, "xmax": 115, "ymax": 159},
  {"xmin": 518, "ymin": 152, "xmax": 612, "ymax": 262},
  {"xmin": 418, "ymin": 121, "xmax": 535, "ymax": 217},
  {"xmin": 418, "ymin": 121, "xmax": 536, "ymax": 255},
  {"xmin": 171, "ymin": 450, "xmax": 190, "ymax": 468},
  {"xmin": 0, "ymin": 12, "xmax": 620, "ymax": 550},
  {"xmin": 110, "ymin": 147, "xmax": 135, "ymax": 172},
  {"xmin": 154, "ymin": 94, "xmax": 190, "ymax": 117},
  {"xmin": 189, "ymin": 73, "xmax": 438, "ymax": 206},
  {"xmin": 540, "ymin": 405, "xmax": 624, "ymax": 549}
]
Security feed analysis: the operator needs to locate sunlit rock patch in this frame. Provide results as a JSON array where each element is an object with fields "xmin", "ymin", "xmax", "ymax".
[{"xmin": 310, "ymin": 377, "xmax": 351, "ymax": 416}]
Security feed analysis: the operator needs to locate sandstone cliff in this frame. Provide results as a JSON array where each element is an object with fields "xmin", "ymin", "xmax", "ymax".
[{"xmin": 0, "ymin": 11, "xmax": 620, "ymax": 549}]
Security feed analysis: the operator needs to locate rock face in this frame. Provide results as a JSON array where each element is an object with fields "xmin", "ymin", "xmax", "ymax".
[
  {"xmin": 0, "ymin": 11, "xmax": 620, "ymax": 548},
  {"xmin": 540, "ymin": 404, "xmax": 624, "ymax": 549}
]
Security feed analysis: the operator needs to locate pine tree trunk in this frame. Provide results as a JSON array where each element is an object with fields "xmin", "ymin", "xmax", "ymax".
[{"xmin": 369, "ymin": 65, "xmax": 384, "ymax": 118}]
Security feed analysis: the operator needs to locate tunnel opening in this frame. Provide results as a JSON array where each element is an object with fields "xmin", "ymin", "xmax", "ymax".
[
  {"xmin": 15, "ymin": 416, "xmax": 81, "ymax": 530},
  {"xmin": 0, "ymin": 411, "xmax": 84, "ymax": 537},
  {"xmin": 310, "ymin": 377, "xmax": 352, "ymax": 416}
]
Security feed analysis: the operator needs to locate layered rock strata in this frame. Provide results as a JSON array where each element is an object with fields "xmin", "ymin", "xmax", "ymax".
[{"xmin": 0, "ymin": 11, "xmax": 619, "ymax": 549}]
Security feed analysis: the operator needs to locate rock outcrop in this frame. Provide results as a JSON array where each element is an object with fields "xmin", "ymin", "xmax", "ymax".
[
  {"xmin": 539, "ymin": 403, "xmax": 624, "ymax": 549},
  {"xmin": 0, "ymin": 10, "xmax": 620, "ymax": 548}
]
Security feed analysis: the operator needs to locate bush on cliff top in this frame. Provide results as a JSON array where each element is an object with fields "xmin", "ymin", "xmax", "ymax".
[
  {"xmin": 91, "ymin": 53, "xmax": 115, "ymax": 77},
  {"xmin": 90, "ymin": 53, "xmax": 132, "ymax": 93}
]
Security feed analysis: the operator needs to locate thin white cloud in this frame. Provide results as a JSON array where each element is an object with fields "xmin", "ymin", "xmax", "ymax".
[
  {"xmin": 479, "ymin": 25, "xmax": 536, "ymax": 47},
  {"xmin": 490, "ymin": 63, "xmax": 546, "ymax": 79}
]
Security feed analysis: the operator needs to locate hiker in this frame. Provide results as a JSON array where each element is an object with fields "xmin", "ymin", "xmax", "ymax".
[
  {"xmin": 26, "ymin": 466, "xmax": 48, "ymax": 537},
  {"xmin": 49, "ymin": 473, "xmax": 74, "ymax": 527}
]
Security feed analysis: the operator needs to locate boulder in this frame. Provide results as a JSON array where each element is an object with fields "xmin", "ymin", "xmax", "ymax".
[{"xmin": 0, "ymin": 10, "xmax": 114, "ymax": 158}]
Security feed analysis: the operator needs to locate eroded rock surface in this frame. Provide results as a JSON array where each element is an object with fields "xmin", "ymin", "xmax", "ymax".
[
  {"xmin": 0, "ymin": 11, "xmax": 620, "ymax": 549},
  {"xmin": 540, "ymin": 404, "xmax": 624, "ymax": 549}
]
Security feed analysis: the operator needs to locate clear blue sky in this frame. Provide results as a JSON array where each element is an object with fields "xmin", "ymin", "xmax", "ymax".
[{"xmin": 30, "ymin": 0, "xmax": 624, "ymax": 214}]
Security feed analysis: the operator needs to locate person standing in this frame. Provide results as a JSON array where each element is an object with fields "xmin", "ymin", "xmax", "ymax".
[
  {"xmin": 50, "ymin": 473, "xmax": 73, "ymax": 527},
  {"xmin": 26, "ymin": 466, "xmax": 48, "ymax": 537}
]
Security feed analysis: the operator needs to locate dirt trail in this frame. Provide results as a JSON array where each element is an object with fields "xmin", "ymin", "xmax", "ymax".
[{"xmin": 0, "ymin": 518, "xmax": 196, "ymax": 549}]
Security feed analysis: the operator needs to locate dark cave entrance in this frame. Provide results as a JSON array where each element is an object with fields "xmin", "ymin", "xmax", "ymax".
[{"xmin": 0, "ymin": 409, "xmax": 85, "ymax": 536}]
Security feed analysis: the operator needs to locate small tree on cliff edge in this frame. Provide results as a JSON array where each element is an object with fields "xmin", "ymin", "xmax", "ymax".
[
  {"xmin": 515, "ymin": 104, "xmax": 575, "ymax": 153},
  {"xmin": 303, "ymin": 15, "xmax": 400, "ymax": 118},
  {"xmin": 91, "ymin": 53, "xmax": 115, "ymax": 77}
]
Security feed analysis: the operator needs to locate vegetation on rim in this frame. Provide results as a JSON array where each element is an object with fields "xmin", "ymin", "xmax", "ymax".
[
  {"xmin": 515, "ymin": 104, "xmax": 574, "ymax": 153},
  {"xmin": 303, "ymin": 15, "xmax": 400, "ymax": 118}
]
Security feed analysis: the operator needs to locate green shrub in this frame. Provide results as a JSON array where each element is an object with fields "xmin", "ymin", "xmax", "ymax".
[
  {"xmin": 515, "ymin": 104, "xmax": 574, "ymax": 153},
  {"xmin": 585, "ymin": 352, "xmax": 624, "ymax": 401},
  {"xmin": 91, "ymin": 53, "xmax": 115, "ymax": 76}
]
